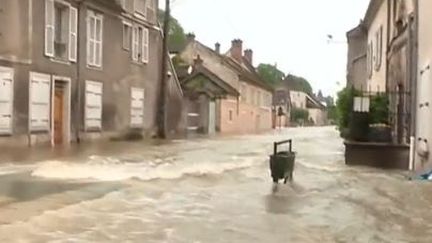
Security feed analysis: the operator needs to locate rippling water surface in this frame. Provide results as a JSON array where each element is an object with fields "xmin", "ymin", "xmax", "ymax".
[{"xmin": 0, "ymin": 127, "xmax": 431, "ymax": 243}]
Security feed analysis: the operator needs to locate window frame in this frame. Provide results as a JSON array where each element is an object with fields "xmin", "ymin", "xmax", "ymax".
[
  {"xmin": 131, "ymin": 24, "xmax": 149, "ymax": 64},
  {"xmin": 87, "ymin": 10, "xmax": 104, "ymax": 68},
  {"xmin": 122, "ymin": 21, "xmax": 132, "ymax": 51}
]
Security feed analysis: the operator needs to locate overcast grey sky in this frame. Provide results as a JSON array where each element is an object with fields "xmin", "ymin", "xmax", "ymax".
[{"xmin": 161, "ymin": 0, "xmax": 369, "ymax": 97}]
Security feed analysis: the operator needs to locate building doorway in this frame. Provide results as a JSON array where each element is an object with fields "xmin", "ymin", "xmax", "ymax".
[{"xmin": 52, "ymin": 77, "xmax": 71, "ymax": 146}]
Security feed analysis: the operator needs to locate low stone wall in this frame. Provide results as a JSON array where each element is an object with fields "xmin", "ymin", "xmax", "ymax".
[{"xmin": 344, "ymin": 140, "xmax": 410, "ymax": 170}]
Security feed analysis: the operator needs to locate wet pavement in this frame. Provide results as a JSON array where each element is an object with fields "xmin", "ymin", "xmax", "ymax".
[{"xmin": 0, "ymin": 127, "xmax": 431, "ymax": 242}]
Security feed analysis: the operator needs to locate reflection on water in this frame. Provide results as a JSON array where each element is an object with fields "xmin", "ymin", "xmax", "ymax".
[{"xmin": 0, "ymin": 127, "xmax": 430, "ymax": 242}]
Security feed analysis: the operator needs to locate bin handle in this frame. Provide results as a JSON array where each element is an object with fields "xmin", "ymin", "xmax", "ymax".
[{"xmin": 273, "ymin": 139, "xmax": 292, "ymax": 154}]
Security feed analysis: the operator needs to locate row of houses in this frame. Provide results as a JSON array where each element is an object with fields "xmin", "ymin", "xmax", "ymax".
[
  {"xmin": 346, "ymin": 0, "xmax": 432, "ymax": 170},
  {"xmin": 172, "ymin": 36, "xmax": 275, "ymax": 135},
  {"xmin": 0, "ymin": 0, "xmax": 184, "ymax": 147},
  {"xmin": 0, "ymin": 0, "xmax": 328, "ymax": 148}
]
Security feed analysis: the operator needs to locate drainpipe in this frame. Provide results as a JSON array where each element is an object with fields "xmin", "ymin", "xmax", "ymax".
[
  {"xmin": 75, "ymin": 0, "xmax": 86, "ymax": 143},
  {"xmin": 409, "ymin": 0, "xmax": 419, "ymax": 170},
  {"xmin": 386, "ymin": 0, "xmax": 391, "ymax": 92}
]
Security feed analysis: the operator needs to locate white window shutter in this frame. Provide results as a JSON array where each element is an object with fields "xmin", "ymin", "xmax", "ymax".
[
  {"xmin": 142, "ymin": 27, "xmax": 149, "ymax": 63},
  {"xmin": 86, "ymin": 14, "xmax": 92, "ymax": 65},
  {"xmin": 131, "ymin": 88, "xmax": 145, "ymax": 127},
  {"xmin": 96, "ymin": 16, "xmax": 103, "ymax": 67},
  {"xmin": 0, "ymin": 68, "xmax": 14, "ymax": 135},
  {"xmin": 85, "ymin": 81, "xmax": 103, "ymax": 130},
  {"xmin": 69, "ymin": 7, "xmax": 78, "ymax": 62},
  {"xmin": 132, "ymin": 26, "xmax": 139, "ymax": 61},
  {"xmin": 45, "ymin": 0, "xmax": 55, "ymax": 57},
  {"xmin": 30, "ymin": 73, "xmax": 51, "ymax": 132}
]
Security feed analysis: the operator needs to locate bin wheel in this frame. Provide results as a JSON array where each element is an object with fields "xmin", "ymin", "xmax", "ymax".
[{"xmin": 283, "ymin": 172, "xmax": 293, "ymax": 184}]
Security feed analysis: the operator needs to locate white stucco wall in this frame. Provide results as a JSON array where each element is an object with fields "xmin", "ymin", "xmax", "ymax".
[
  {"xmin": 367, "ymin": 0, "xmax": 387, "ymax": 92},
  {"xmin": 290, "ymin": 91, "xmax": 307, "ymax": 109},
  {"xmin": 308, "ymin": 108, "xmax": 327, "ymax": 126},
  {"xmin": 415, "ymin": 0, "xmax": 432, "ymax": 170}
]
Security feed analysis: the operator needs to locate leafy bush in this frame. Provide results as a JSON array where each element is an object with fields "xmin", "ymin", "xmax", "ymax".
[
  {"xmin": 336, "ymin": 87, "xmax": 389, "ymax": 140},
  {"xmin": 290, "ymin": 108, "xmax": 309, "ymax": 123},
  {"xmin": 369, "ymin": 95, "xmax": 389, "ymax": 124},
  {"xmin": 336, "ymin": 87, "xmax": 360, "ymax": 131}
]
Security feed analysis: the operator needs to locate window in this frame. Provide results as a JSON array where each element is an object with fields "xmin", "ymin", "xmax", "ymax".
[
  {"xmin": 374, "ymin": 26, "xmax": 383, "ymax": 71},
  {"xmin": 367, "ymin": 42, "xmax": 373, "ymax": 78},
  {"xmin": 256, "ymin": 91, "xmax": 260, "ymax": 106},
  {"xmin": 45, "ymin": 0, "xmax": 77, "ymax": 62},
  {"xmin": 251, "ymin": 89, "xmax": 256, "ymax": 105},
  {"xmin": 240, "ymin": 83, "xmax": 247, "ymax": 102},
  {"xmin": 134, "ymin": 0, "xmax": 147, "ymax": 16},
  {"xmin": 0, "ymin": 67, "xmax": 14, "ymax": 135},
  {"xmin": 123, "ymin": 22, "xmax": 132, "ymax": 50},
  {"xmin": 85, "ymin": 81, "xmax": 103, "ymax": 131},
  {"xmin": 132, "ymin": 25, "xmax": 149, "ymax": 63},
  {"xmin": 87, "ymin": 10, "xmax": 103, "ymax": 67},
  {"xmin": 131, "ymin": 88, "xmax": 145, "ymax": 127},
  {"xmin": 29, "ymin": 72, "xmax": 51, "ymax": 132},
  {"xmin": 229, "ymin": 110, "xmax": 233, "ymax": 122}
]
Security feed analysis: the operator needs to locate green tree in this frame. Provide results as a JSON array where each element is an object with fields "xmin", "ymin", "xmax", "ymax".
[
  {"xmin": 257, "ymin": 64, "xmax": 285, "ymax": 87},
  {"xmin": 284, "ymin": 74, "xmax": 313, "ymax": 94},
  {"xmin": 158, "ymin": 10, "xmax": 187, "ymax": 53},
  {"xmin": 290, "ymin": 108, "xmax": 309, "ymax": 123}
]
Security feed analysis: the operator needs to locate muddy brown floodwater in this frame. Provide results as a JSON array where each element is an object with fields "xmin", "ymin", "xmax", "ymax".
[{"xmin": 0, "ymin": 127, "xmax": 431, "ymax": 242}]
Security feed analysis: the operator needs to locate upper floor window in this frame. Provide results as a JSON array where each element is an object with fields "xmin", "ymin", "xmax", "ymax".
[
  {"xmin": 123, "ymin": 22, "xmax": 132, "ymax": 50},
  {"xmin": 134, "ymin": 0, "xmax": 147, "ymax": 17},
  {"xmin": 240, "ymin": 83, "xmax": 247, "ymax": 102},
  {"xmin": 367, "ymin": 42, "xmax": 373, "ymax": 78},
  {"xmin": 374, "ymin": 26, "xmax": 383, "ymax": 71},
  {"xmin": 132, "ymin": 25, "xmax": 149, "ymax": 63},
  {"xmin": 45, "ymin": 0, "xmax": 77, "ymax": 62},
  {"xmin": 87, "ymin": 10, "xmax": 103, "ymax": 68}
]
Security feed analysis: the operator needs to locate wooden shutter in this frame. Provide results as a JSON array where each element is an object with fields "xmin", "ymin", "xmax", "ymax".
[
  {"xmin": 0, "ymin": 68, "xmax": 14, "ymax": 135},
  {"xmin": 69, "ymin": 6, "xmax": 78, "ymax": 62},
  {"xmin": 45, "ymin": 0, "xmax": 55, "ymax": 57},
  {"xmin": 85, "ymin": 81, "xmax": 103, "ymax": 130},
  {"xmin": 30, "ymin": 73, "xmax": 51, "ymax": 132},
  {"xmin": 130, "ymin": 88, "xmax": 144, "ymax": 127},
  {"xmin": 142, "ymin": 27, "xmax": 149, "ymax": 63}
]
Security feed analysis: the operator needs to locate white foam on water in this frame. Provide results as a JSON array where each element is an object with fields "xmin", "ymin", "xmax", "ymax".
[
  {"xmin": 0, "ymin": 164, "xmax": 36, "ymax": 175},
  {"xmin": 31, "ymin": 156, "xmax": 257, "ymax": 182}
]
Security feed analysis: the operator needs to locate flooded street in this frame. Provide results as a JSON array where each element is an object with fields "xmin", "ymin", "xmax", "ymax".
[{"xmin": 0, "ymin": 127, "xmax": 431, "ymax": 242}]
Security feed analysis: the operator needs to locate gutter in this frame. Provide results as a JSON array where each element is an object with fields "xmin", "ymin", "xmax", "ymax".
[{"xmin": 75, "ymin": 0, "xmax": 87, "ymax": 143}]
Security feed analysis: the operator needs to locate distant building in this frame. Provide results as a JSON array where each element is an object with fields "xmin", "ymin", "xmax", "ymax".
[{"xmin": 174, "ymin": 35, "xmax": 273, "ymax": 135}]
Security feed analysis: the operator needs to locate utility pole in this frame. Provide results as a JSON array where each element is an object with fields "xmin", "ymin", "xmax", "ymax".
[{"xmin": 157, "ymin": 0, "xmax": 170, "ymax": 139}]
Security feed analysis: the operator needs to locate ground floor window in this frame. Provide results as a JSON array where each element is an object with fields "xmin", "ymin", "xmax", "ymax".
[
  {"xmin": 85, "ymin": 81, "xmax": 103, "ymax": 131},
  {"xmin": 0, "ymin": 67, "xmax": 14, "ymax": 135},
  {"xmin": 130, "ymin": 87, "xmax": 145, "ymax": 127},
  {"xmin": 29, "ymin": 72, "xmax": 51, "ymax": 132}
]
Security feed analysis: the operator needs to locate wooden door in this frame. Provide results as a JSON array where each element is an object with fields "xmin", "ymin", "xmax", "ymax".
[{"xmin": 54, "ymin": 87, "xmax": 64, "ymax": 145}]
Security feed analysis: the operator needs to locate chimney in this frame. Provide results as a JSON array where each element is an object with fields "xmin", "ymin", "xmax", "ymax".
[
  {"xmin": 186, "ymin": 33, "xmax": 196, "ymax": 43},
  {"xmin": 244, "ymin": 49, "xmax": 253, "ymax": 64},
  {"xmin": 193, "ymin": 55, "xmax": 203, "ymax": 68},
  {"xmin": 230, "ymin": 39, "xmax": 243, "ymax": 62},
  {"xmin": 215, "ymin": 42, "xmax": 221, "ymax": 54}
]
